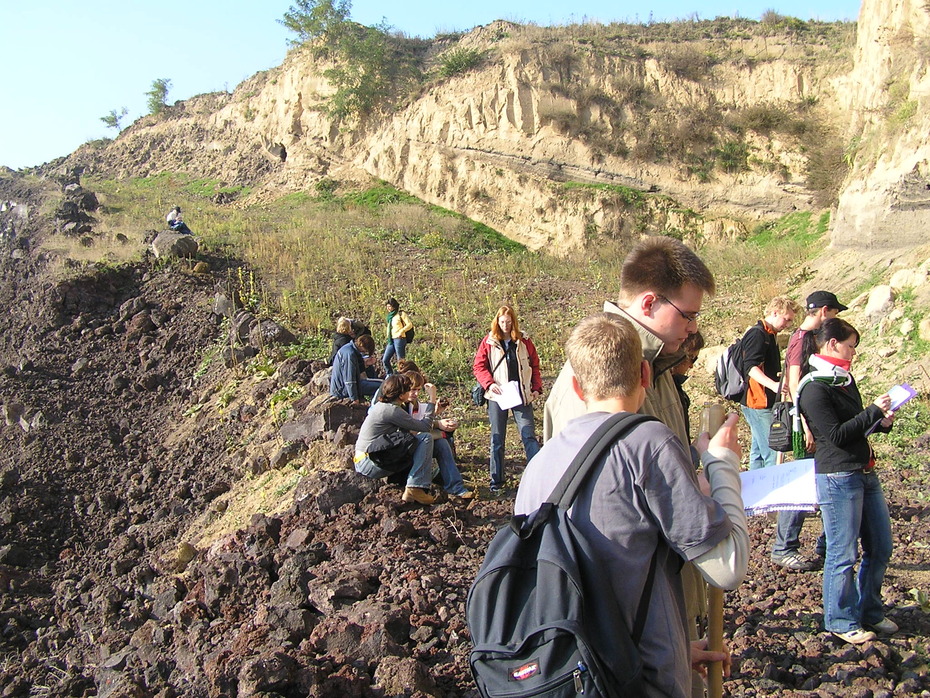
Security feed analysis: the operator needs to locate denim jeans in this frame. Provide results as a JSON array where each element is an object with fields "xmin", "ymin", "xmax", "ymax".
[
  {"xmin": 772, "ymin": 510, "xmax": 827, "ymax": 559},
  {"xmin": 488, "ymin": 400, "xmax": 540, "ymax": 489},
  {"xmin": 382, "ymin": 338, "xmax": 407, "ymax": 374},
  {"xmin": 355, "ymin": 432, "xmax": 433, "ymax": 488},
  {"xmin": 816, "ymin": 470, "xmax": 892, "ymax": 632},
  {"xmin": 359, "ymin": 378, "xmax": 383, "ymax": 400},
  {"xmin": 434, "ymin": 437, "xmax": 467, "ymax": 494},
  {"xmin": 741, "ymin": 406, "xmax": 776, "ymax": 470}
]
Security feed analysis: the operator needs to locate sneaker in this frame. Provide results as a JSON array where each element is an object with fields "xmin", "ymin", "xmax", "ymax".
[
  {"xmin": 450, "ymin": 490, "xmax": 475, "ymax": 500},
  {"xmin": 833, "ymin": 628, "xmax": 876, "ymax": 645},
  {"xmin": 772, "ymin": 552, "xmax": 817, "ymax": 571},
  {"xmin": 402, "ymin": 487, "xmax": 435, "ymax": 505},
  {"xmin": 866, "ymin": 617, "xmax": 898, "ymax": 634}
]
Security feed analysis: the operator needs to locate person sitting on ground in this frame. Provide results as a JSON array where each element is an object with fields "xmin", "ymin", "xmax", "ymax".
[
  {"xmin": 329, "ymin": 334, "xmax": 381, "ymax": 403},
  {"xmin": 401, "ymin": 369, "xmax": 473, "ymax": 499},
  {"xmin": 165, "ymin": 206, "xmax": 193, "ymax": 235},
  {"xmin": 328, "ymin": 317, "xmax": 356, "ymax": 366},
  {"xmin": 354, "ymin": 374, "xmax": 441, "ymax": 505},
  {"xmin": 515, "ymin": 313, "xmax": 749, "ymax": 695}
]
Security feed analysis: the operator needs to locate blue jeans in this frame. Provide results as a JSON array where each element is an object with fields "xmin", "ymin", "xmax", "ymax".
[
  {"xmin": 772, "ymin": 510, "xmax": 827, "ymax": 559},
  {"xmin": 741, "ymin": 406, "xmax": 775, "ymax": 470},
  {"xmin": 359, "ymin": 378, "xmax": 383, "ymax": 400},
  {"xmin": 816, "ymin": 470, "xmax": 892, "ymax": 632},
  {"xmin": 355, "ymin": 432, "xmax": 433, "ymax": 488},
  {"xmin": 434, "ymin": 437, "xmax": 467, "ymax": 494},
  {"xmin": 382, "ymin": 337, "xmax": 407, "ymax": 374},
  {"xmin": 488, "ymin": 401, "xmax": 540, "ymax": 489}
]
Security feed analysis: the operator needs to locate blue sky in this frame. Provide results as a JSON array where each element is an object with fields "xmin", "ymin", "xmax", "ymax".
[{"xmin": 1, "ymin": 0, "xmax": 860, "ymax": 170}]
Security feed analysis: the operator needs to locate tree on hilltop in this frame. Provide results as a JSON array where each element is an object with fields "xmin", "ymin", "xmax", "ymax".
[
  {"xmin": 146, "ymin": 78, "xmax": 172, "ymax": 116},
  {"xmin": 100, "ymin": 107, "xmax": 129, "ymax": 131},
  {"xmin": 279, "ymin": 0, "xmax": 351, "ymax": 54},
  {"xmin": 279, "ymin": 0, "xmax": 424, "ymax": 119}
]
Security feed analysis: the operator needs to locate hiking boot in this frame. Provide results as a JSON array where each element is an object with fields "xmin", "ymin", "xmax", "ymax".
[
  {"xmin": 866, "ymin": 617, "xmax": 898, "ymax": 634},
  {"xmin": 451, "ymin": 490, "xmax": 475, "ymax": 500},
  {"xmin": 772, "ymin": 552, "xmax": 817, "ymax": 571},
  {"xmin": 832, "ymin": 628, "xmax": 876, "ymax": 645},
  {"xmin": 402, "ymin": 487, "xmax": 435, "ymax": 505}
]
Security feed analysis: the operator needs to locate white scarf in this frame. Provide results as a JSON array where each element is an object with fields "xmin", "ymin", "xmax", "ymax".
[{"xmin": 793, "ymin": 355, "xmax": 853, "ymax": 428}]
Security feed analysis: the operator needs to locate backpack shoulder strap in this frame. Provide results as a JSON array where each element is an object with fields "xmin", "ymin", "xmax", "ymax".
[
  {"xmin": 542, "ymin": 410, "xmax": 660, "ymax": 646},
  {"xmin": 545, "ymin": 412, "xmax": 656, "ymax": 508}
]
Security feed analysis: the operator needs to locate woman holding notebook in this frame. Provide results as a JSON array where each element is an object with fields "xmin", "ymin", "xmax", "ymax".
[{"xmin": 796, "ymin": 318, "xmax": 896, "ymax": 645}]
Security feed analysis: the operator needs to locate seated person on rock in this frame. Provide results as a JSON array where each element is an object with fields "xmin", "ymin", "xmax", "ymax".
[
  {"xmin": 165, "ymin": 206, "xmax": 193, "ymax": 235},
  {"xmin": 328, "ymin": 317, "xmax": 356, "ymax": 366},
  {"xmin": 329, "ymin": 334, "xmax": 381, "ymax": 403},
  {"xmin": 354, "ymin": 373, "xmax": 442, "ymax": 505},
  {"xmin": 401, "ymin": 369, "xmax": 473, "ymax": 500}
]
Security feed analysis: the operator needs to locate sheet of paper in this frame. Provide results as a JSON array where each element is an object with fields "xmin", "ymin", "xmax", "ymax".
[
  {"xmin": 739, "ymin": 458, "xmax": 817, "ymax": 516},
  {"xmin": 489, "ymin": 380, "xmax": 523, "ymax": 410},
  {"xmin": 889, "ymin": 383, "xmax": 917, "ymax": 411}
]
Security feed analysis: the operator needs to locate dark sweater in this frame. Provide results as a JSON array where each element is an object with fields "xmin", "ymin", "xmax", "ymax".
[
  {"xmin": 798, "ymin": 378, "xmax": 890, "ymax": 474},
  {"xmin": 739, "ymin": 321, "xmax": 781, "ymax": 409}
]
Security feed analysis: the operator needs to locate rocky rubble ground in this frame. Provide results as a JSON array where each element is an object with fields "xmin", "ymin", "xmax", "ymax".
[{"xmin": 0, "ymin": 174, "xmax": 929, "ymax": 697}]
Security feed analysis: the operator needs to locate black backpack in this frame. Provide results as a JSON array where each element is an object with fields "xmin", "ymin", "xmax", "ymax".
[
  {"xmin": 466, "ymin": 412, "xmax": 659, "ymax": 698},
  {"xmin": 402, "ymin": 312, "xmax": 414, "ymax": 344}
]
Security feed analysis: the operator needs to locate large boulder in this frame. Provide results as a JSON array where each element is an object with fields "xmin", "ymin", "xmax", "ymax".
[
  {"xmin": 249, "ymin": 319, "xmax": 297, "ymax": 349},
  {"xmin": 151, "ymin": 231, "xmax": 198, "ymax": 259}
]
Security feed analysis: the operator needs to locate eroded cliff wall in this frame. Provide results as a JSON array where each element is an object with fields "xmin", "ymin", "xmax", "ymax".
[
  {"xmin": 76, "ymin": 20, "xmax": 858, "ymax": 252},
  {"xmin": 832, "ymin": 0, "xmax": 930, "ymax": 250}
]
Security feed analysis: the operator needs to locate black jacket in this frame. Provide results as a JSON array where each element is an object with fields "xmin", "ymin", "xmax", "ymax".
[
  {"xmin": 798, "ymin": 378, "xmax": 890, "ymax": 474},
  {"xmin": 739, "ymin": 321, "xmax": 781, "ymax": 409}
]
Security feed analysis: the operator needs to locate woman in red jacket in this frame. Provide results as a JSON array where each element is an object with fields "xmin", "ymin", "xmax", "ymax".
[{"xmin": 472, "ymin": 305, "xmax": 542, "ymax": 493}]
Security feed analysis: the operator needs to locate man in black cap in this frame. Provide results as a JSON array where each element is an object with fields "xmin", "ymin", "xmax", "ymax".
[{"xmin": 773, "ymin": 289, "xmax": 848, "ymax": 571}]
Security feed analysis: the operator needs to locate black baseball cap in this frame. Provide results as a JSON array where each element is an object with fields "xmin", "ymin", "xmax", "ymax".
[{"xmin": 806, "ymin": 290, "xmax": 848, "ymax": 312}]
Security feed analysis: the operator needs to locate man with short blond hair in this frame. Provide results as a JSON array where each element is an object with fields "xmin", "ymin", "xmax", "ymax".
[
  {"xmin": 518, "ymin": 313, "xmax": 748, "ymax": 697},
  {"xmin": 542, "ymin": 236, "xmax": 718, "ymax": 697},
  {"xmin": 739, "ymin": 296, "xmax": 800, "ymax": 471}
]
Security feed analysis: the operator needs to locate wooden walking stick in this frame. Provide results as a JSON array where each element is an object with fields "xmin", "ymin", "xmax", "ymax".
[{"xmin": 707, "ymin": 586, "xmax": 725, "ymax": 698}]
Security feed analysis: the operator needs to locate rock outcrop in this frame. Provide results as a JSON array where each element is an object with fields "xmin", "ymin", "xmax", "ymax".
[{"xmin": 832, "ymin": 0, "xmax": 930, "ymax": 250}]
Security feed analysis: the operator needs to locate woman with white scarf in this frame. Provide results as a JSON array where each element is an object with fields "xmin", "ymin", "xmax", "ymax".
[{"xmin": 796, "ymin": 318, "xmax": 896, "ymax": 645}]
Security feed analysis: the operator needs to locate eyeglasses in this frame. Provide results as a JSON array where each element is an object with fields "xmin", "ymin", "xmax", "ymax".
[{"xmin": 658, "ymin": 296, "xmax": 700, "ymax": 323}]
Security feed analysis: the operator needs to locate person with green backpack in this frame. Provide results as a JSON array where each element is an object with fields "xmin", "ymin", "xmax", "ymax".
[{"xmin": 382, "ymin": 297, "xmax": 414, "ymax": 375}]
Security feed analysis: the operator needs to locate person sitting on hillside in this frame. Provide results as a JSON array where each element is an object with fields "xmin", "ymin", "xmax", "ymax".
[
  {"xmin": 165, "ymin": 206, "xmax": 193, "ymax": 235},
  {"xmin": 354, "ymin": 374, "xmax": 440, "ymax": 505},
  {"xmin": 330, "ymin": 334, "xmax": 381, "ymax": 403},
  {"xmin": 328, "ymin": 317, "xmax": 356, "ymax": 366},
  {"xmin": 401, "ymin": 369, "xmax": 473, "ymax": 499}
]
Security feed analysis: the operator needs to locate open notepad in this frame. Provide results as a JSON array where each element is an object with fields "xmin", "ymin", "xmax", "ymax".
[{"xmin": 739, "ymin": 459, "xmax": 817, "ymax": 516}]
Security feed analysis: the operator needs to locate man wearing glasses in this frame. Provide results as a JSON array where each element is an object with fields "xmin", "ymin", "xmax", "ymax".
[{"xmin": 543, "ymin": 236, "xmax": 726, "ymax": 696}]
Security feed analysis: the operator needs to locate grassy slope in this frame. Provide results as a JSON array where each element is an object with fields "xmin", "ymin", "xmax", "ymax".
[{"xmin": 78, "ymin": 172, "xmax": 930, "ymax": 492}]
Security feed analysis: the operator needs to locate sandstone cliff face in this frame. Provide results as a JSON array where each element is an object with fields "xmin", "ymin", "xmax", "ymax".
[
  {"xmin": 832, "ymin": 0, "xmax": 930, "ymax": 251},
  {"xmin": 76, "ymin": 20, "xmax": 857, "ymax": 252}
]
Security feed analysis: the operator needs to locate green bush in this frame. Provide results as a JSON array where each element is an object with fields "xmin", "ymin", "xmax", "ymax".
[{"xmin": 438, "ymin": 47, "xmax": 484, "ymax": 78}]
